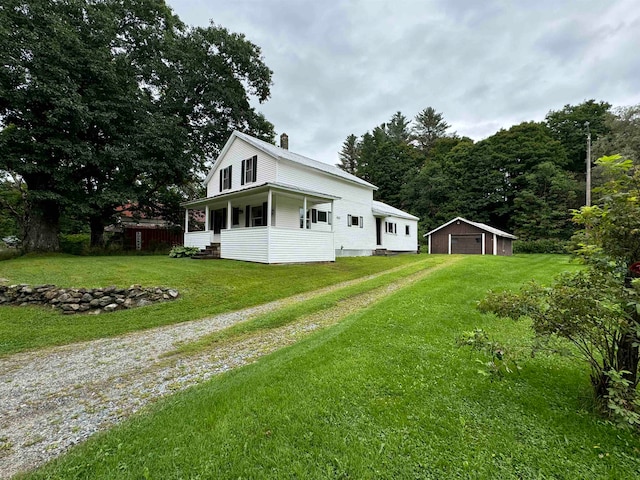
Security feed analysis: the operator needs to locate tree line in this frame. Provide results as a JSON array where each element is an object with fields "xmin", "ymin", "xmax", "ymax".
[{"xmin": 338, "ymin": 101, "xmax": 640, "ymax": 242}]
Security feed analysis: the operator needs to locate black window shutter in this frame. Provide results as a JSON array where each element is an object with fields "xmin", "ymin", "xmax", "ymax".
[
  {"xmin": 252, "ymin": 156, "xmax": 258, "ymax": 182},
  {"xmin": 228, "ymin": 165, "xmax": 232, "ymax": 189},
  {"xmin": 347, "ymin": 214, "xmax": 352, "ymax": 226},
  {"xmin": 219, "ymin": 171, "xmax": 223, "ymax": 191},
  {"xmin": 360, "ymin": 217, "xmax": 364, "ymax": 228},
  {"xmin": 241, "ymin": 160, "xmax": 245, "ymax": 185},
  {"xmin": 312, "ymin": 209, "xmax": 317, "ymax": 223},
  {"xmin": 262, "ymin": 201, "xmax": 268, "ymax": 226},
  {"xmin": 245, "ymin": 205, "xmax": 251, "ymax": 227}
]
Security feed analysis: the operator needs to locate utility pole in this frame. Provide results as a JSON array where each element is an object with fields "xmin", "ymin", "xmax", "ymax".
[{"xmin": 585, "ymin": 121, "xmax": 591, "ymax": 207}]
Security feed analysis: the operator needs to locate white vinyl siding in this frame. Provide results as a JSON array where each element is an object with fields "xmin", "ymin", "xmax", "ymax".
[
  {"xmin": 206, "ymin": 139, "xmax": 277, "ymax": 196},
  {"xmin": 378, "ymin": 217, "xmax": 418, "ymax": 252},
  {"xmin": 268, "ymin": 228, "xmax": 335, "ymax": 263},
  {"xmin": 221, "ymin": 228, "xmax": 269, "ymax": 263},
  {"xmin": 220, "ymin": 227, "xmax": 334, "ymax": 263}
]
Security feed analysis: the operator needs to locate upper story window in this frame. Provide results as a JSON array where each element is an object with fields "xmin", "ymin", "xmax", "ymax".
[
  {"xmin": 220, "ymin": 165, "xmax": 232, "ymax": 191},
  {"xmin": 405, "ymin": 225, "xmax": 410, "ymax": 235},
  {"xmin": 241, "ymin": 155, "xmax": 257, "ymax": 185}
]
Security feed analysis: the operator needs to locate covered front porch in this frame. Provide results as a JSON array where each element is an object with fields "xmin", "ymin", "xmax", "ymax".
[{"xmin": 182, "ymin": 183, "xmax": 338, "ymax": 263}]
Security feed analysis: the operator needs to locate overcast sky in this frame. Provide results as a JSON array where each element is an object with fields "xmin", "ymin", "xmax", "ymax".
[{"xmin": 167, "ymin": 0, "xmax": 640, "ymax": 165}]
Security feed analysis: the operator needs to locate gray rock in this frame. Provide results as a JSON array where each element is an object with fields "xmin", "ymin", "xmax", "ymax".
[
  {"xmin": 81, "ymin": 293, "xmax": 93, "ymax": 303},
  {"xmin": 168, "ymin": 289, "xmax": 179, "ymax": 298},
  {"xmin": 103, "ymin": 303, "xmax": 119, "ymax": 312},
  {"xmin": 98, "ymin": 297, "xmax": 113, "ymax": 307}
]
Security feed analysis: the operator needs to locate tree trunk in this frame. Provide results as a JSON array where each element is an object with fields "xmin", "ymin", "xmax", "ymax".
[
  {"xmin": 619, "ymin": 274, "xmax": 640, "ymax": 388},
  {"xmin": 23, "ymin": 199, "xmax": 60, "ymax": 252},
  {"xmin": 616, "ymin": 333, "xmax": 639, "ymax": 387},
  {"xmin": 89, "ymin": 215, "xmax": 106, "ymax": 248}
]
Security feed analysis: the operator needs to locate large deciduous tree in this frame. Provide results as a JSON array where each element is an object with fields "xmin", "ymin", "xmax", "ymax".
[
  {"xmin": 0, "ymin": 0, "xmax": 274, "ymax": 251},
  {"xmin": 545, "ymin": 99, "xmax": 612, "ymax": 173},
  {"xmin": 593, "ymin": 104, "xmax": 640, "ymax": 166}
]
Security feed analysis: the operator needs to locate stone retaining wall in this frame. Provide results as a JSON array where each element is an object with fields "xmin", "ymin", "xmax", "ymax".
[{"xmin": 0, "ymin": 284, "xmax": 179, "ymax": 314}]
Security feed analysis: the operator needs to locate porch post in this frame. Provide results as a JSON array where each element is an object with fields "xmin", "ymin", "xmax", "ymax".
[
  {"xmin": 267, "ymin": 189, "xmax": 272, "ymax": 227},
  {"xmin": 204, "ymin": 205, "xmax": 209, "ymax": 232},
  {"xmin": 481, "ymin": 233, "xmax": 486, "ymax": 255},
  {"xmin": 184, "ymin": 208, "xmax": 189, "ymax": 233},
  {"xmin": 303, "ymin": 196, "xmax": 308, "ymax": 229},
  {"xmin": 227, "ymin": 201, "xmax": 232, "ymax": 229}
]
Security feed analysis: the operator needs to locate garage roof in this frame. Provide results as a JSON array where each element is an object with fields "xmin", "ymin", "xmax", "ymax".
[{"xmin": 423, "ymin": 217, "xmax": 517, "ymax": 239}]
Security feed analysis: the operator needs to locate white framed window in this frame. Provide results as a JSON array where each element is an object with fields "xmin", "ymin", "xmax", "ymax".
[
  {"xmin": 347, "ymin": 214, "xmax": 363, "ymax": 228},
  {"xmin": 385, "ymin": 221, "xmax": 397, "ymax": 234},
  {"xmin": 241, "ymin": 155, "xmax": 257, "ymax": 185},
  {"xmin": 317, "ymin": 210, "xmax": 327, "ymax": 223},
  {"xmin": 219, "ymin": 165, "xmax": 232, "ymax": 191}
]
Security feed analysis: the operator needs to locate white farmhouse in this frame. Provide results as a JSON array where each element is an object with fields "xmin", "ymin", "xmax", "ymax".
[{"xmin": 182, "ymin": 131, "xmax": 419, "ymax": 263}]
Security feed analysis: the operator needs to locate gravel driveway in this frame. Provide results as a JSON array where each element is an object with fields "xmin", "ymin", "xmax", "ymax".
[{"xmin": 0, "ymin": 259, "xmax": 455, "ymax": 479}]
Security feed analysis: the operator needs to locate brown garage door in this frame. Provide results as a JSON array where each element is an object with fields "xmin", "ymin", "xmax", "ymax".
[{"xmin": 451, "ymin": 234, "xmax": 482, "ymax": 254}]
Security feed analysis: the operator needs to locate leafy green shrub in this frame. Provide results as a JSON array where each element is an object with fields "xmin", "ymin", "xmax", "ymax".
[
  {"xmin": 513, "ymin": 239, "xmax": 568, "ymax": 254},
  {"xmin": 59, "ymin": 234, "xmax": 90, "ymax": 255},
  {"xmin": 169, "ymin": 246, "xmax": 200, "ymax": 258},
  {"xmin": 456, "ymin": 328, "xmax": 520, "ymax": 378},
  {"xmin": 604, "ymin": 369, "xmax": 640, "ymax": 428}
]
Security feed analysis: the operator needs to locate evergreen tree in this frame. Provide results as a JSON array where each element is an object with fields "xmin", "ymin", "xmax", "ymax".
[
  {"xmin": 412, "ymin": 107, "xmax": 450, "ymax": 154},
  {"xmin": 337, "ymin": 134, "xmax": 360, "ymax": 175}
]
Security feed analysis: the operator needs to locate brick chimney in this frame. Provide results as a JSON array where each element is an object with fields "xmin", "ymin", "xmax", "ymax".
[{"xmin": 280, "ymin": 133, "xmax": 289, "ymax": 150}]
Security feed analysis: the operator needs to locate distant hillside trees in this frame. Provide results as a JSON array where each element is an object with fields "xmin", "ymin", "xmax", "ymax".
[{"xmin": 339, "ymin": 102, "xmax": 627, "ymax": 242}]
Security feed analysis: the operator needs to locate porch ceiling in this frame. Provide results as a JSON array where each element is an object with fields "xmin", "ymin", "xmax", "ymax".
[{"xmin": 181, "ymin": 182, "xmax": 340, "ymax": 209}]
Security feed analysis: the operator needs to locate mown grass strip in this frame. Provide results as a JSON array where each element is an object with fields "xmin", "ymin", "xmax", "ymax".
[
  {"xmin": 0, "ymin": 254, "xmax": 425, "ymax": 356},
  {"xmin": 167, "ymin": 255, "xmax": 458, "ymax": 357},
  {"xmin": 23, "ymin": 255, "xmax": 639, "ymax": 480}
]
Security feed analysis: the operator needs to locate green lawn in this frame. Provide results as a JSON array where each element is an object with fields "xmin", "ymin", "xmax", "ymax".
[
  {"xmin": 20, "ymin": 254, "xmax": 640, "ymax": 479},
  {"xmin": 0, "ymin": 253, "xmax": 434, "ymax": 356}
]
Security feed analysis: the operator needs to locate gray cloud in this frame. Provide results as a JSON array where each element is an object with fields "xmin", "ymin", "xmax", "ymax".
[{"xmin": 169, "ymin": 0, "xmax": 640, "ymax": 163}]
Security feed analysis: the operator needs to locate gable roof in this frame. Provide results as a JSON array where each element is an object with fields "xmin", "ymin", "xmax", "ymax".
[
  {"xmin": 423, "ymin": 217, "xmax": 517, "ymax": 239},
  {"xmin": 372, "ymin": 200, "xmax": 419, "ymax": 221},
  {"xmin": 205, "ymin": 131, "xmax": 377, "ymax": 190}
]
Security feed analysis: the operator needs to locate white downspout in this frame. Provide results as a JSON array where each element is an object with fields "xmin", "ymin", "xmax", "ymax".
[
  {"xmin": 448, "ymin": 233, "xmax": 452, "ymax": 254},
  {"xmin": 482, "ymin": 233, "xmax": 486, "ymax": 255},
  {"xmin": 428, "ymin": 234, "xmax": 431, "ymax": 254},
  {"xmin": 303, "ymin": 196, "xmax": 308, "ymax": 229},
  {"xmin": 493, "ymin": 234, "xmax": 497, "ymax": 255}
]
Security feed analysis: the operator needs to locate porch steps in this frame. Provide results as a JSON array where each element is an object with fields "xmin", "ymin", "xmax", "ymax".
[
  {"xmin": 373, "ymin": 248, "xmax": 389, "ymax": 256},
  {"xmin": 192, "ymin": 243, "xmax": 221, "ymax": 260}
]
